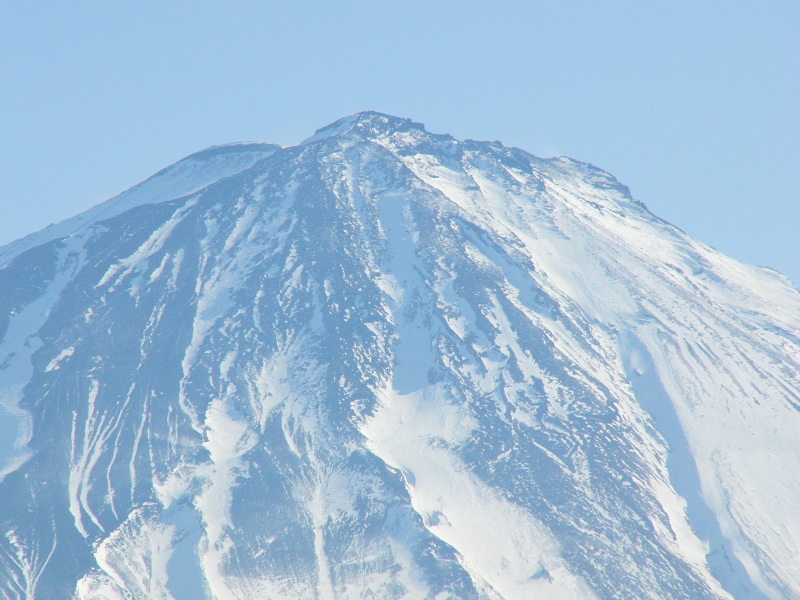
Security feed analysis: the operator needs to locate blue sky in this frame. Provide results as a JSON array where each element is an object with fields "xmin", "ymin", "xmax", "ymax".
[{"xmin": 2, "ymin": 2, "xmax": 798, "ymax": 286}]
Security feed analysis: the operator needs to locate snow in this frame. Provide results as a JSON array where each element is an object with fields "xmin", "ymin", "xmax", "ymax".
[
  {"xmin": 44, "ymin": 346, "xmax": 75, "ymax": 372},
  {"xmin": 362, "ymin": 385, "xmax": 597, "ymax": 600},
  {"xmin": 69, "ymin": 377, "xmax": 107, "ymax": 537},
  {"xmin": 81, "ymin": 506, "xmax": 178, "ymax": 600},
  {"xmin": 386, "ymin": 132, "xmax": 800, "ymax": 597},
  {"xmin": 96, "ymin": 198, "xmax": 198, "ymax": 290},
  {"xmin": 0, "ymin": 143, "xmax": 278, "ymax": 269},
  {"xmin": 0, "ymin": 232, "xmax": 89, "ymax": 481},
  {"xmin": 196, "ymin": 398, "xmax": 258, "ymax": 545}
]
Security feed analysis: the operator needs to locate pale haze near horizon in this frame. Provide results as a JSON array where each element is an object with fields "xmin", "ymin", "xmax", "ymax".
[{"xmin": 1, "ymin": 2, "xmax": 798, "ymax": 286}]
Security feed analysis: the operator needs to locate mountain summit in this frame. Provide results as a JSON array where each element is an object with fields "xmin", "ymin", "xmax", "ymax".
[{"xmin": 1, "ymin": 113, "xmax": 799, "ymax": 600}]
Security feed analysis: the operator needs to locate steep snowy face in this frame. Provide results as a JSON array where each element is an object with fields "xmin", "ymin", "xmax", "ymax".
[{"xmin": 1, "ymin": 112, "xmax": 799, "ymax": 600}]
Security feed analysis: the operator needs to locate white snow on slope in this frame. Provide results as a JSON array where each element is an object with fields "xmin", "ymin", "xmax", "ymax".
[
  {"xmin": 0, "ymin": 143, "xmax": 278, "ymax": 269},
  {"xmin": 0, "ymin": 232, "xmax": 90, "ymax": 481},
  {"xmin": 382, "ymin": 136, "xmax": 800, "ymax": 599},
  {"xmin": 362, "ymin": 385, "xmax": 600, "ymax": 600}
]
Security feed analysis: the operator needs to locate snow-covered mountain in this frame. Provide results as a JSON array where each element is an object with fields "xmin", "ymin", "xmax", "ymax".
[{"xmin": 1, "ymin": 112, "xmax": 799, "ymax": 600}]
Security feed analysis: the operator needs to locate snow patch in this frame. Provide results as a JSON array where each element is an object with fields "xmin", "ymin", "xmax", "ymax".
[
  {"xmin": 45, "ymin": 346, "xmax": 75, "ymax": 372},
  {"xmin": 362, "ymin": 386, "xmax": 599, "ymax": 600}
]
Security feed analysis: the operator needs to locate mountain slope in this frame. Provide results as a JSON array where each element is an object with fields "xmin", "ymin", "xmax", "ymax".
[{"xmin": 1, "ymin": 112, "xmax": 798, "ymax": 600}]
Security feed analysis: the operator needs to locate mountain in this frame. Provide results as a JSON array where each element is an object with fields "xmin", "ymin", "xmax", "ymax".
[{"xmin": 1, "ymin": 112, "xmax": 799, "ymax": 600}]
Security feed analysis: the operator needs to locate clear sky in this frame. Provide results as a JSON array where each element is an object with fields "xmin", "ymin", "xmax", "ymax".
[{"xmin": 2, "ymin": 2, "xmax": 798, "ymax": 286}]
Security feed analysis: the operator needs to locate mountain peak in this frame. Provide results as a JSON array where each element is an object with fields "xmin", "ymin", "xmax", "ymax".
[
  {"xmin": 1, "ymin": 114, "xmax": 799, "ymax": 600},
  {"xmin": 302, "ymin": 111, "xmax": 426, "ymax": 144}
]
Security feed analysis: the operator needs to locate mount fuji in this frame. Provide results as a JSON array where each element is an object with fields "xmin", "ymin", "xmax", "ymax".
[{"xmin": 1, "ymin": 112, "xmax": 799, "ymax": 600}]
